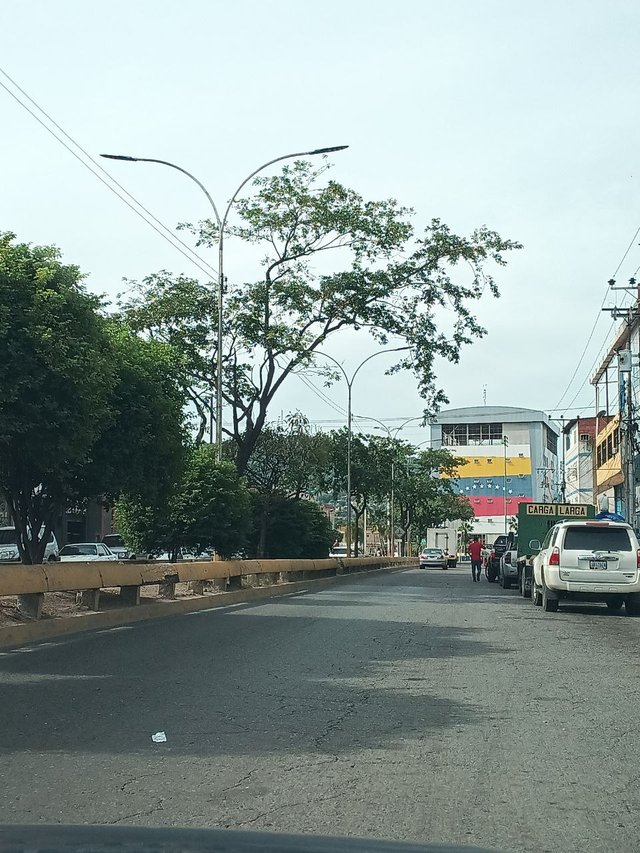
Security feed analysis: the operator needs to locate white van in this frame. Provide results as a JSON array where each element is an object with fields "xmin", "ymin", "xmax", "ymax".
[
  {"xmin": 531, "ymin": 520, "xmax": 640, "ymax": 614},
  {"xmin": 0, "ymin": 527, "xmax": 59, "ymax": 562}
]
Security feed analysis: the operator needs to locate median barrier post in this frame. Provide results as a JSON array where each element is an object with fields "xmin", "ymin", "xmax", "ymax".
[
  {"xmin": 16, "ymin": 593, "xmax": 44, "ymax": 620},
  {"xmin": 80, "ymin": 589, "xmax": 100, "ymax": 611},
  {"xmin": 120, "ymin": 585, "xmax": 141, "ymax": 606},
  {"xmin": 227, "ymin": 574, "xmax": 242, "ymax": 590},
  {"xmin": 158, "ymin": 573, "xmax": 178, "ymax": 599}
]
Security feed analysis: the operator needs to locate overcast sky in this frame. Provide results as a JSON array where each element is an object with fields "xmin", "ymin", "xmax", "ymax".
[{"xmin": 3, "ymin": 0, "xmax": 639, "ymax": 443}]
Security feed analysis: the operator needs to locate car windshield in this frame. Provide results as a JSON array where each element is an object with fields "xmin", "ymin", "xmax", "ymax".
[
  {"xmin": 0, "ymin": 530, "xmax": 18, "ymax": 545},
  {"xmin": 59, "ymin": 544, "xmax": 97, "ymax": 556},
  {"xmin": 563, "ymin": 526, "xmax": 632, "ymax": 552},
  {"xmin": 102, "ymin": 535, "xmax": 124, "ymax": 548},
  {"xmin": 424, "ymin": 549, "xmax": 443, "ymax": 555}
]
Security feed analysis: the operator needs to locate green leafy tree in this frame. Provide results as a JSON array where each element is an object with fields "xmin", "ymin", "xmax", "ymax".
[
  {"xmin": 243, "ymin": 413, "xmax": 331, "ymax": 557},
  {"xmin": 325, "ymin": 431, "xmax": 401, "ymax": 555},
  {"xmin": 0, "ymin": 233, "xmax": 185, "ymax": 563},
  {"xmin": 245, "ymin": 494, "xmax": 334, "ymax": 559},
  {"xmin": 119, "ymin": 272, "xmax": 216, "ymax": 444},
  {"xmin": 116, "ymin": 446, "xmax": 250, "ymax": 560},
  {"xmin": 458, "ymin": 519, "xmax": 474, "ymax": 552},
  {"xmin": 393, "ymin": 448, "xmax": 473, "ymax": 553},
  {"xmin": 124, "ymin": 160, "xmax": 520, "ymax": 471}
]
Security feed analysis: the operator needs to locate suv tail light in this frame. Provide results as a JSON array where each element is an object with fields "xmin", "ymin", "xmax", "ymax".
[
  {"xmin": 637, "ymin": 549, "xmax": 640, "ymax": 569},
  {"xmin": 549, "ymin": 546, "xmax": 560, "ymax": 566}
]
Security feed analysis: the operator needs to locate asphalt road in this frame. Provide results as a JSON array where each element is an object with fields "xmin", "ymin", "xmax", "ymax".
[{"xmin": 1, "ymin": 566, "xmax": 640, "ymax": 852}]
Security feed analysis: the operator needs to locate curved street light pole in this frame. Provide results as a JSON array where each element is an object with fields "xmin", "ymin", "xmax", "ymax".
[
  {"xmin": 366, "ymin": 418, "xmax": 441, "ymax": 556},
  {"xmin": 101, "ymin": 145, "xmax": 348, "ymax": 460},
  {"xmin": 315, "ymin": 347, "xmax": 411, "ymax": 556}
]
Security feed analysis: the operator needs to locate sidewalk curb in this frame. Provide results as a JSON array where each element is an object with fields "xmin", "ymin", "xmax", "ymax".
[{"xmin": 0, "ymin": 563, "xmax": 417, "ymax": 650}]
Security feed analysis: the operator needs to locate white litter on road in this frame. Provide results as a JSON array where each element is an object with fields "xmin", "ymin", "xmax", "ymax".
[{"xmin": 151, "ymin": 731, "xmax": 167, "ymax": 743}]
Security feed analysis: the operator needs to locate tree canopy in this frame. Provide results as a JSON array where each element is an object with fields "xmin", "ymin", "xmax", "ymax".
[
  {"xmin": 122, "ymin": 160, "xmax": 520, "ymax": 471},
  {"xmin": 0, "ymin": 233, "xmax": 185, "ymax": 563}
]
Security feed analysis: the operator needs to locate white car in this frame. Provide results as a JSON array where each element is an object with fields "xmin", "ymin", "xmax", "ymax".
[
  {"xmin": 419, "ymin": 548, "xmax": 448, "ymax": 569},
  {"xmin": 101, "ymin": 534, "xmax": 136, "ymax": 560},
  {"xmin": 58, "ymin": 542, "xmax": 117, "ymax": 562},
  {"xmin": 0, "ymin": 526, "xmax": 59, "ymax": 562},
  {"xmin": 330, "ymin": 546, "xmax": 348, "ymax": 558},
  {"xmin": 530, "ymin": 520, "xmax": 640, "ymax": 614}
]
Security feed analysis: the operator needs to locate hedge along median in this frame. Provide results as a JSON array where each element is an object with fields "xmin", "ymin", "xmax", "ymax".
[{"xmin": 0, "ymin": 557, "xmax": 417, "ymax": 649}]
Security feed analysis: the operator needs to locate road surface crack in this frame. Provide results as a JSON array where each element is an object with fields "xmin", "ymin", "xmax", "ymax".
[
  {"xmin": 108, "ymin": 799, "xmax": 165, "ymax": 824},
  {"xmin": 222, "ymin": 768, "xmax": 260, "ymax": 792}
]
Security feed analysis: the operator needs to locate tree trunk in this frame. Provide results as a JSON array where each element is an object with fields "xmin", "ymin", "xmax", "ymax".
[
  {"xmin": 4, "ymin": 488, "xmax": 56, "ymax": 565},
  {"xmin": 257, "ymin": 499, "xmax": 269, "ymax": 558}
]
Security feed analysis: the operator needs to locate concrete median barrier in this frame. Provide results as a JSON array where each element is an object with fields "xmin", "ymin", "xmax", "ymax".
[{"xmin": 0, "ymin": 556, "xmax": 418, "ymax": 647}]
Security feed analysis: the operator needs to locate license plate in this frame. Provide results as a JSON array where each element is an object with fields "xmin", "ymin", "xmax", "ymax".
[{"xmin": 589, "ymin": 560, "xmax": 607, "ymax": 570}]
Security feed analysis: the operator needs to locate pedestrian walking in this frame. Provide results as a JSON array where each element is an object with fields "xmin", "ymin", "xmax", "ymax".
[{"xmin": 468, "ymin": 536, "xmax": 483, "ymax": 582}]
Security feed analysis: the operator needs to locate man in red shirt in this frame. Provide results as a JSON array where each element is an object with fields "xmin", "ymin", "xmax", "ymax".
[{"xmin": 468, "ymin": 536, "xmax": 483, "ymax": 582}]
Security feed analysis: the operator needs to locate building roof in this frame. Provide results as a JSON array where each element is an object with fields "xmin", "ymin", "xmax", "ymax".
[
  {"xmin": 433, "ymin": 405, "xmax": 558, "ymax": 431},
  {"xmin": 562, "ymin": 416, "xmax": 609, "ymax": 440}
]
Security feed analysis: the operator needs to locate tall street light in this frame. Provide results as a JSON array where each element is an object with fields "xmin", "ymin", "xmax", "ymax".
[
  {"xmin": 362, "ymin": 415, "xmax": 425, "ymax": 556},
  {"xmin": 315, "ymin": 347, "xmax": 411, "ymax": 556},
  {"xmin": 101, "ymin": 145, "xmax": 349, "ymax": 459}
]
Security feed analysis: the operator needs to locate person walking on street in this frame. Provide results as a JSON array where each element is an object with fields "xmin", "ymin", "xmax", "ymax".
[{"xmin": 468, "ymin": 536, "xmax": 483, "ymax": 582}]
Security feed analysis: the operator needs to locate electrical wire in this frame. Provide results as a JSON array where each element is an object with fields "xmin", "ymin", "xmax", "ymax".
[
  {"xmin": 295, "ymin": 372, "xmax": 349, "ymax": 418},
  {"xmin": 0, "ymin": 69, "xmax": 217, "ymax": 278},
  {"xmin": 553, "ymin": 223, "xmax": 640, "ymax": 411}
]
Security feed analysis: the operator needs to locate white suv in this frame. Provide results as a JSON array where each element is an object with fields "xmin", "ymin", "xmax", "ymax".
[{"xmin": 530, "ymin": 520, "xmax": 640, "ymax": 615}]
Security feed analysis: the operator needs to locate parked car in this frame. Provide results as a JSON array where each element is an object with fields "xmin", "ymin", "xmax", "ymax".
[
  {"xmin": 530, "ymin": 520, "xmax": 640, "ymax": 614},
  {"xmin": 59, "ymin": 543, "xmax": 117, "ymax": 562},
  {"xmin": 419, "ymin": 548, "xmax": 448, "ymax": 569},
  {"xmin": 330, "ymin": 545, "xmax": 348, "ymax": 558},
  {"xmin": 0, "ymin": 526, "xmax": 59, "ymax": 562},
  {"xmin": 101, "ymin": 533, "xmax": 136, "ymax": 560},
  {"xmin": 498, "ymin": 535, "xmax": 518, "ymax": 589},
  {"xmin": 153, "ymin": 550, "xmax": 198, "ymax": 562},
  {"xmin": 486, "ymin": 534, "xmax": 509, "ymax": 582}
]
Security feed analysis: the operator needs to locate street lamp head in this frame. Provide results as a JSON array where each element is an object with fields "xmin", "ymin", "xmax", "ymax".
[
  {"xmin": 309, "ymin": 145, "xmax": 349, "ymax": 155},
  {"xmin": 100, "ymin": 154, "xmax": 139, "ymax": 161}
]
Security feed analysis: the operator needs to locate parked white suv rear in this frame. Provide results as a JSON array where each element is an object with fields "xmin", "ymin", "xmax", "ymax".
[{"xmin": 530, "ymin": 520, "xmax": 640, "ymax": 614}]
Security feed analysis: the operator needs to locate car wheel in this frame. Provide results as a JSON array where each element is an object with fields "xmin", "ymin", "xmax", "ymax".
[
  {"xmin": 542, "ymin": 576, "xmax": 558, "ymax": 613},
  {"xmin": 531, "ymin": 575, "xmax": 542, "ymax": 607},
  {"xmin": 606, "ymin": 599, "xmax": 623, "ymax": 611}
]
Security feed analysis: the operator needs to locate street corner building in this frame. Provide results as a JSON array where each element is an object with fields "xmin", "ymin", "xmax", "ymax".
[{"xmin": 429, "ymin": 406, "xmax": 560, "ymax": 542}]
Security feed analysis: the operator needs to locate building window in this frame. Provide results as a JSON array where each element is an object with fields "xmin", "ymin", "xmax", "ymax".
[
  {"xmin": 468, "ymin": 424, "xmax": 481, "ymax": 444},
  {"xmin": 565, "ymin": 434, "xmax": 570, "ymax": 451},
  {"xmin": 546, "ymin": 426, "xmax": 558, "ymax": 455},
  {"xmin": 440, "ymin": 422, "xmax": 503, "ymax": 446}
]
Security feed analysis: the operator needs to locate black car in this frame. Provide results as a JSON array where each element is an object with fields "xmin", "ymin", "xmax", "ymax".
[{"xmin": 486, "ymin": 534, "xmax": 510, "ymax": 582}]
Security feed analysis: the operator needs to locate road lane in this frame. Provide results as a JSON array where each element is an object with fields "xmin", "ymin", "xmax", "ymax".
[{"xmin": 1, "ymin": 567, "xmax": 640, "ymax": 852}]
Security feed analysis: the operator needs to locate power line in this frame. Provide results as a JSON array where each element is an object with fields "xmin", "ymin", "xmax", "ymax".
[
  {"xmin": 553, "ymin": 224, "xmax": 640, "ymax": 411},
  {"xmin": 559, "ymin": 319, "xmax": 617, "ymax": 414},
  {"xmin": 0, "ymin": 68, "xmax": 217, "ymax": 279},
  {"xmin": 295, "ymin": 373, "xmax": 348, "ymax": 418}
]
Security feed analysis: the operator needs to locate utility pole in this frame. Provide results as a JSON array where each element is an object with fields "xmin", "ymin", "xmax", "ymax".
[
  {"xmin": 626, "ymin": 369, "xmax": 635, "ymax": 524},
  {"xmin": 560, "ymin": 416, "xmax": 566, "ymax": 502},
  {"xmin": 602, "ymin": 277, "xmax": 639, "ymax": 524},
  {"xmin": 503, "ymin": 435, "xmax": 508, "ymax": 534}
]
